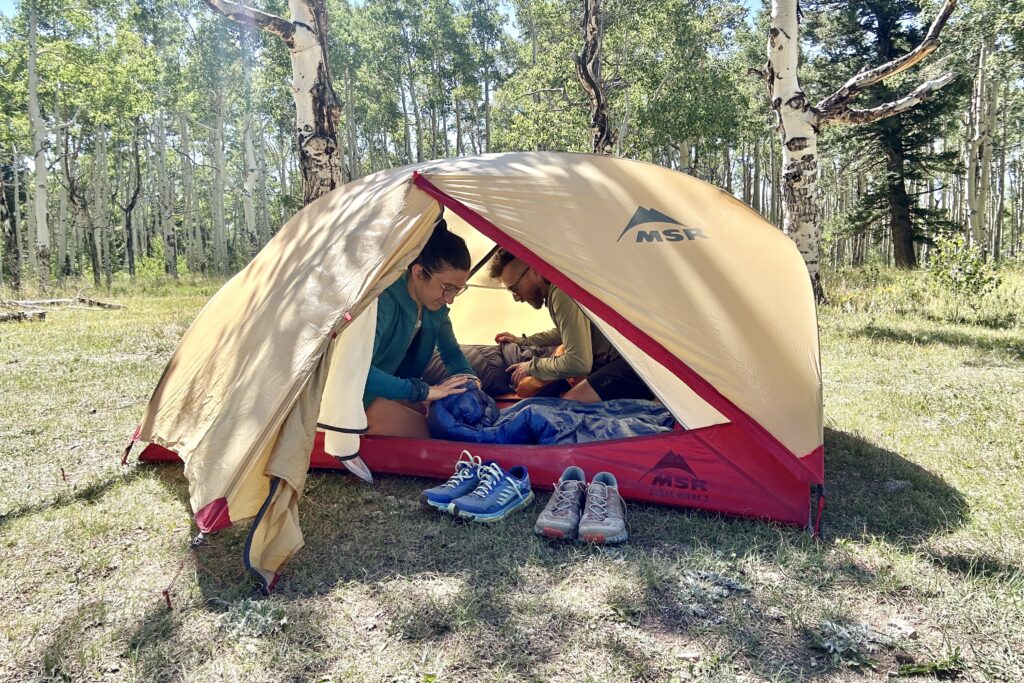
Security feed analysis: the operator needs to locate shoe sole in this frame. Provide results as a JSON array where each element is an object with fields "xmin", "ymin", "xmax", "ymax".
[
  {"xmin": 581, "ymin": 530, "xmax": 629, "ymax": 545},
  {"xmin": 419, "ymin": 494, "xmax": 456, "ymax": 514},
  {"xmin": 534, "ymin": 525, "xmax": 576, "ymax": 540},
  {"xmin": 455, "ymin": 491, "xmax": 535, "ymax": 523}
]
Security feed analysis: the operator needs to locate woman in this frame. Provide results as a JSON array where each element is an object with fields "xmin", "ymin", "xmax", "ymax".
[{"xmin": 364, "ymin": 219, "xmax": 479, "ymax": 438}]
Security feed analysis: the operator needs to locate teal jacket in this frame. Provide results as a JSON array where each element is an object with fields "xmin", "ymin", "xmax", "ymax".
[{"xmin": 363, "ymin": 272, "xmax": 475, "ymax": 407}]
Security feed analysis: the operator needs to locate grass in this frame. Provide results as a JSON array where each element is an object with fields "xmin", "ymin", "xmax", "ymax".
[{"xmin": 0, "ymin": 266, "xmax": 1022, "ymax": 682}]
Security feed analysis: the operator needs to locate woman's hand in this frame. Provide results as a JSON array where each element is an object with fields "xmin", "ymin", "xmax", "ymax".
[
  {"xmin": 446, "ymin": 373, "xmax": 481, "ymax": 389},
  {"xmin": 427, "ymin": 375, "xmax": 472, "ymax": 402},
  {"xmin": 494, "ymin": 332, "xmax": 519, "ymax": 344}
]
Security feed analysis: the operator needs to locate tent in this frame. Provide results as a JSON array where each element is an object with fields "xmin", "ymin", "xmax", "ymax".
[{"xmin": 132, "ymin": 152, "xmax": 824, "ymax": 591}]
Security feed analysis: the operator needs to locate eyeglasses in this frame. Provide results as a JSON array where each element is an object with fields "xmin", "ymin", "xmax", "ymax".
[
  {"xmin": 422, "ymin": 267, "xmax": 469, "ymax": 298},
  {"xmin": 506, "ymin": 266, "xmax": 529, "ymax": 294}
]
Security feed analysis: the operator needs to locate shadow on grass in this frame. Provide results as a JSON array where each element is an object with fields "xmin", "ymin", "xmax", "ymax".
[
  {"xmin": 925, "ymin": 551, "xmax": 1023, "ymax": 582},
  {"xmin": 32, "ymin": 599, "xmax": 109, "ymax": 681},
  {"xmin": 119, "ymin": 427, "xmax": 973, "ymax": 680},
  {"xmin": 126, "ymin": 465, "xmax": 548, "ymax": 677},
  {"xmin": 854, "ymin": 322, "xmax": 1024, "ymax": 360},
  {"xmin": 0, "ymin": 467, "xmax": 144, "ymax": 532},
  {"xmin": 824, "ymin": 427, "xmax": 968, "ymax": 545}
]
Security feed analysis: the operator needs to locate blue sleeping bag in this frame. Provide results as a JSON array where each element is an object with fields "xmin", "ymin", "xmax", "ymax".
[{"xmin": 427, "ymin": 385, "xmax": 675, "ymax": 445}]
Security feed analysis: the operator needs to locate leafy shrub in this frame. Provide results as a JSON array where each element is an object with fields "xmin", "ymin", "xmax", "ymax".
[{"xmin": 928, "ymin": 235, "xmax": 1001, "ymax": 317}]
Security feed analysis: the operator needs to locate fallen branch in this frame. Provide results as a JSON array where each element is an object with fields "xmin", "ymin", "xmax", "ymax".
[
  {"xmin": 0, "ymin": 309, "xmax": 45, "ymax": 323},
  {"xmin": 77, "ymin": 297, "xmax": 126, "ymax": 309},
  {"xmin": 0, "ymin": 297, "xmax": 125, "ymax": 310}
]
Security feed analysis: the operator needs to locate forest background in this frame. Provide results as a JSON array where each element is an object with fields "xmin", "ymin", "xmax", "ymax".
[{"xmin": 0, "ymin": 0, "xmax": 1022, "ymax": 292}]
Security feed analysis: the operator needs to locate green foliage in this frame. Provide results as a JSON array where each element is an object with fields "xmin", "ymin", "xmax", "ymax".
[
  {"xmin": 895, "ymin": 647, "xmax": 965, "ymax": 678},
  {"xmin": 218, "ymin": 599, "xmax": 289, "ymax": 639},
  {"xmin": 810, "ymin": 619, "xmax": 894, "ymax": 669},
  {"xmin": 826, "ymin": 261, "xmax": 1023, "ymax": 330},
  {"xmin": 928, "ymin": 234, "xmax": 1002, "ymax": 310},
  {"xmin": 806, "ymin": 1, "xmax": 969, "ymax": 263}
]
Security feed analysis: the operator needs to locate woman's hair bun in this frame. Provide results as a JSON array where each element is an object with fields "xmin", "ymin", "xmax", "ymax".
[{"xmin": 433, "ymin": 217, "xmax": 449, "ymax": 233}]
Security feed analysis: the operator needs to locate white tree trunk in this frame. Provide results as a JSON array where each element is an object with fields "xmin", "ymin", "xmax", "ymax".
[
  {"xmin": 768, "ymin": 0, "xmax": 823, "ymax": 298},
  {"xmin": 404, "ymin": 58, "xmax": 422, "ymax": 162},
  {"xmin": 345, "ymin": 63, "xmax": 358, "ymax": 180},
  {"xmin": 204, "ymin": 0, "xmax": 342, "ymax": 205},
  {"xmin": 397, "ymin": 69, "xmax": 412, "ymax": 163},
  {"xmin": 26, "ymin": 173, "xmax": 36, "ymax": 274},
  {"xmin": 155, "ymin": 114, "xmax": 177, "ymax": 278},
  {"xmin": 278, "ymin": 125, "xmax": 290, "ymax": 226},
  {"xmin": 54, "ymin": 96, "xmax": 67, "ymax": 281},
  {"xmin": 211, "ymin": 93, "xmax": 229, "ymax": 275},
  {"xmin": 240, "ymin": 33, "xmax": 260, "ymax": 260},
  {"xmin": 242, "ymin": 115, "xmax": 260, "ymax": 259},
  {"xmin": 763, "ymin": 0, "xmax": 956, "ymax": 296},
  {"xmin": 967, "ymin": 38, "xmax": 993, "ymax": 250},
  {"xmin": 92, "ymin": 128, "xmax": 111, "ymax": 288},
  {"xmin": 179, "ymin": 113, "xmax": 199, "ymax": 273},
  {"xmin": 13, "ymin": 145, "xmax": 25, "ymax": 278},
  {"xmin": 27, "ymin": 0, "xmax": 49, "ymax": 284},
  {"xmin": 257, "ymin": 132, "xmax": 272, "ymax": 245},
  {"xmin": 993, "ymin": 80, "xmax": 1007, "ymax": 260},
  {"xmin": 979, "ymin": 66, "xmax": 997, "ymax": 256},
  {"xmin": 752, "ymin": 140, "xmax": 762, "ymax": 214},
  {"xmin": 64, "ymin": 147, "xmax": 82, "ymax": 275}
]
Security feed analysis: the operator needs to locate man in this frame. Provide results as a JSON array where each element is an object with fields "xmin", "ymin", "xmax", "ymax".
[{"xmin": 489, "ymin": 248, "xmax": 653, "ymax": 402}]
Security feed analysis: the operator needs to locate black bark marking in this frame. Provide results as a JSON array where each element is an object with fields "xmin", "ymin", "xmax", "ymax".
[{"xmin": 786, "ymin": 137, "xmax": 808, "ymax": 151}]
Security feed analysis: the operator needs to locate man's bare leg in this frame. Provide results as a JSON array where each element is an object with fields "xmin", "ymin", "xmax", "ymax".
[
  {"xmin": 365, "ymin": 398, "xmax": 431, "ymax": 438},
  {"xmin": 562, "ymin": 379, "xmax": 601, "ymax": 403}
]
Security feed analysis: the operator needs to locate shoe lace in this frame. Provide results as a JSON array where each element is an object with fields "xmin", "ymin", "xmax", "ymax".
[
  {"xmin": 584, "ymin": 482, "xmax": 626, "ymax": 522},
  {"xmin": 442, "ymin": 450, "xmax": 481, "ymax": 488},
  {"xmin": 584, "ymin": 482, "xmax": 609, "ymax": 520},
  {"xmin": 467, "ymin": 462, "xmax": 505, "ymax": 498},
  {"xmin": 550, "ymin": 481, "xmax": 583, "ymax": 516}
]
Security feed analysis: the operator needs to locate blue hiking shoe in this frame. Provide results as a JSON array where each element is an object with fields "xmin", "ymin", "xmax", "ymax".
[
  {"xmin": 452, "ymin": 462, "xmax": 535, "ymax": 523},
  {"xmin": 420, "ymin": 450, "xmax": 483, "ymax": 513}
]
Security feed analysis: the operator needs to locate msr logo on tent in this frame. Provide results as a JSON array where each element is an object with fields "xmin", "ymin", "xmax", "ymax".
[
  {"xmin": 643, "ymin": 450, "xmax": 711, "ymax": 503},
  {"xmin": 616, "ymin": 207, "xmax": 709, "ymax": 243}
]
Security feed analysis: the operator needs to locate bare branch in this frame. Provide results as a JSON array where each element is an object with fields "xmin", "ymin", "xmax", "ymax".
[
  {"xmin": 821, "ymin": 72, "xmax": 955, "ymax": 128},
  {"xmin": 816, "ymin": 0, "xmax": 956, "ymax": 115},
  {"xmin": 202, "ymin": 0, "xmax": 294, "ymax": 43}
]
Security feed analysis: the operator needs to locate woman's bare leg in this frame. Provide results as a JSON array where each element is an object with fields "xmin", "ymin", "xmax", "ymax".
[{"xmin": 365, "ymin": 398, "xmax": 431, "ymax": 438}]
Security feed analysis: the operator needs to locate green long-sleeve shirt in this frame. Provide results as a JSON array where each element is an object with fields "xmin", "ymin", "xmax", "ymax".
[{"xmin": 522, "ymin": 284, "xmax": 617, "ymax": 381}]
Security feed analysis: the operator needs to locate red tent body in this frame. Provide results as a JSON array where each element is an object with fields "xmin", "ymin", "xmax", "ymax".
[{"xmin": 140, "ymin": 419, "xmax": 820, "ymax": 530}]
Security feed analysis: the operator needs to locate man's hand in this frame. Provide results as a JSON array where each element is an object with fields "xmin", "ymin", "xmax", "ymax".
[
  {"xmin": 494, "ymin": 332, "xmax": 519, "ymax": 344},
  {"xmin": 507, "ymin": 362, "xmax": 532, "ymax": 387},
  {"xmin": 426, "ymin": 375, "xmax": 471, "ymax": 402}
]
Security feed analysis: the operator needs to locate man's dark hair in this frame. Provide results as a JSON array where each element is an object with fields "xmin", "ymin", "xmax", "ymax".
[
  {"xmin": 487, "ymin": 247, "xmax": 520, "ymax": 280},
  {"xmin": 411, "ymin": 219, "xmax": 471, "ymax": 273}
]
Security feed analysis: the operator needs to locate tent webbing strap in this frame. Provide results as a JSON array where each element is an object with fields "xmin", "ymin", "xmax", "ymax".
[{"xmin": 470, "ymin": 244, "xmax": 500, "ymax": 279}]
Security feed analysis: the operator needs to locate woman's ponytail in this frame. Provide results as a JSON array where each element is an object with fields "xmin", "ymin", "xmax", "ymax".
[{"xmin": 411, "ymin": 214, "xmax": 471, "ymax": 273}]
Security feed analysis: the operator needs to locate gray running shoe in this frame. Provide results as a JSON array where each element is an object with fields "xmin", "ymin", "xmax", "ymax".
[
  {"xmin": 534, "ymin": 466, "xmax": 587, "ymax": 540},
  {"xmin": 578, "ymin": 472, "xmax": 628, "ymax": 544}
]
